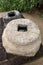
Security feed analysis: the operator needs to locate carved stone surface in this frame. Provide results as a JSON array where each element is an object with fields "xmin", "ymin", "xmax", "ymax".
[
  {"xmin": 2, "ymin": 19, "xmax": 41, "ymax": 57},
  {"xmin": 2, "ymin": 10, "xmax": 24, "ymax": 27},
  {"xmin": 0, "ymin": 18, "xmax": 4, "ymax": 42}
]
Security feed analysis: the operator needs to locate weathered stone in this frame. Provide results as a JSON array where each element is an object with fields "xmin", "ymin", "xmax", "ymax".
[
  {"xmin": 0, "ymin": 47, "xmax": 6, "ymax": 61},
  {"xmin": 0, "ymin": 58, "xmax": 14, "ymax": 65},
  {"xmin": 0, "ymin": 18, "xmax": 4, "ymax": 42},
  {"xmin": 2, "ymin": 19, "xmax": 41, "ymax": 57},
  {"xmin": 2, "ymin": 10, "xmax": 24, "ymax": 28}
]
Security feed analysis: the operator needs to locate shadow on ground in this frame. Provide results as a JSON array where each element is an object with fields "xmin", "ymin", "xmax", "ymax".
[{"xmin": 6, "ymin": 44, "xmax": 43, "ymax": 65}]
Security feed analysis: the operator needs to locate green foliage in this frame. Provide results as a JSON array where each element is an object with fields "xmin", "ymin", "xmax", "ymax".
[
  {"xmin": 0, "ymin": 0, "xmax": 43, "ymax": 12},
  {"xmin": 38, "ymin": 12, "xmax": 43, "ymax": 18},
  {"xmin": 0, "ymin": 0, "xmax": 13, "ymax": 11},
  {"xmin": 37, "ymin": 0, "xmax": 43, "ymax": 8}
]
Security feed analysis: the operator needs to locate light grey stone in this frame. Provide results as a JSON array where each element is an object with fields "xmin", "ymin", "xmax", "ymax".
[
  {"xmin": 2, "ymin": 10, "xmax": 24, "ymax": 27},
  {"xmin": 2, "ymin": 19, "xmax": 41, "ymax": 57}
]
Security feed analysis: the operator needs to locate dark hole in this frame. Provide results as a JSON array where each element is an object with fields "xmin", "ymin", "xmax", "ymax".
[
  {"xmin": 8, "ymin": 12, "xmax": 15, "ymax": 17},
  {"xmin": 18, "ymin": 24, "xmax": 27, "ymax": 32}
]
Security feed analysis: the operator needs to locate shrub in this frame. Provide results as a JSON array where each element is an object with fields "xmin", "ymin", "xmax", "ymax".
[
  {"xmin": 0, "ymin": 0, "xmax": 12, "ymax": 11},
  {"xmin": 0, "ymin": 0, "xmax": 43, "ymax": 12},
  {"xmin": 37, "ymin": 0, "xmax": 43, "ymax": 8}
]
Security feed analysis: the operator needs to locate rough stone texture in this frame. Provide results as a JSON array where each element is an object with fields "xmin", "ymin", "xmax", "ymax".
[
  {"xmin": 0, "ymin": 18, "xmax": 6, "ymax": 61},
  {"xmin": 22, "ymin": 13, "xmax": 43, "ymax": 65},
  {"xmin": 0, "ymin": 18, "xmax": 4, "ymax": 42},
  {"xmin": 2, "ymin": 10, "xmax": 24, "ymax": 28},
  {"xmin": 0, "ymin": 12, "xmax": 43, "ymax": 65},
  {"xmin": 0, "ymin": 47, "xmax": 6, "ymax": 61},
  {"xmin": 0, "ymin": 58, "xmax": 14, "ymax": 65},
  {"xmin": 2, "ymin": 19, "xmax": 41, "ymax": 57}
]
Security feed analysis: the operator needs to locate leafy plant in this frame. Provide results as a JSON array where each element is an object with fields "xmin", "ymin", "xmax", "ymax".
[
  {"xmin": 38, "ymin": 0, "xmax": 43, "ymax": 8},
  {"xmin": 0, "ymin": 0, "xmax": 43, "ymax": 12},
  {"xmin": 38, "ymin": 12, "xmax": 43, "ymax": 18}
]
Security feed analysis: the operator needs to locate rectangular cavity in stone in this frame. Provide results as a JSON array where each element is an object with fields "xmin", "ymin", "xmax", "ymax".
[
  {"xmin": 18, "ymin": 24, "xmax": 27, "ymax": 32},
  {"xmin": 8, "ymin": 12, "xmax": 15, "ymax": 17}
]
